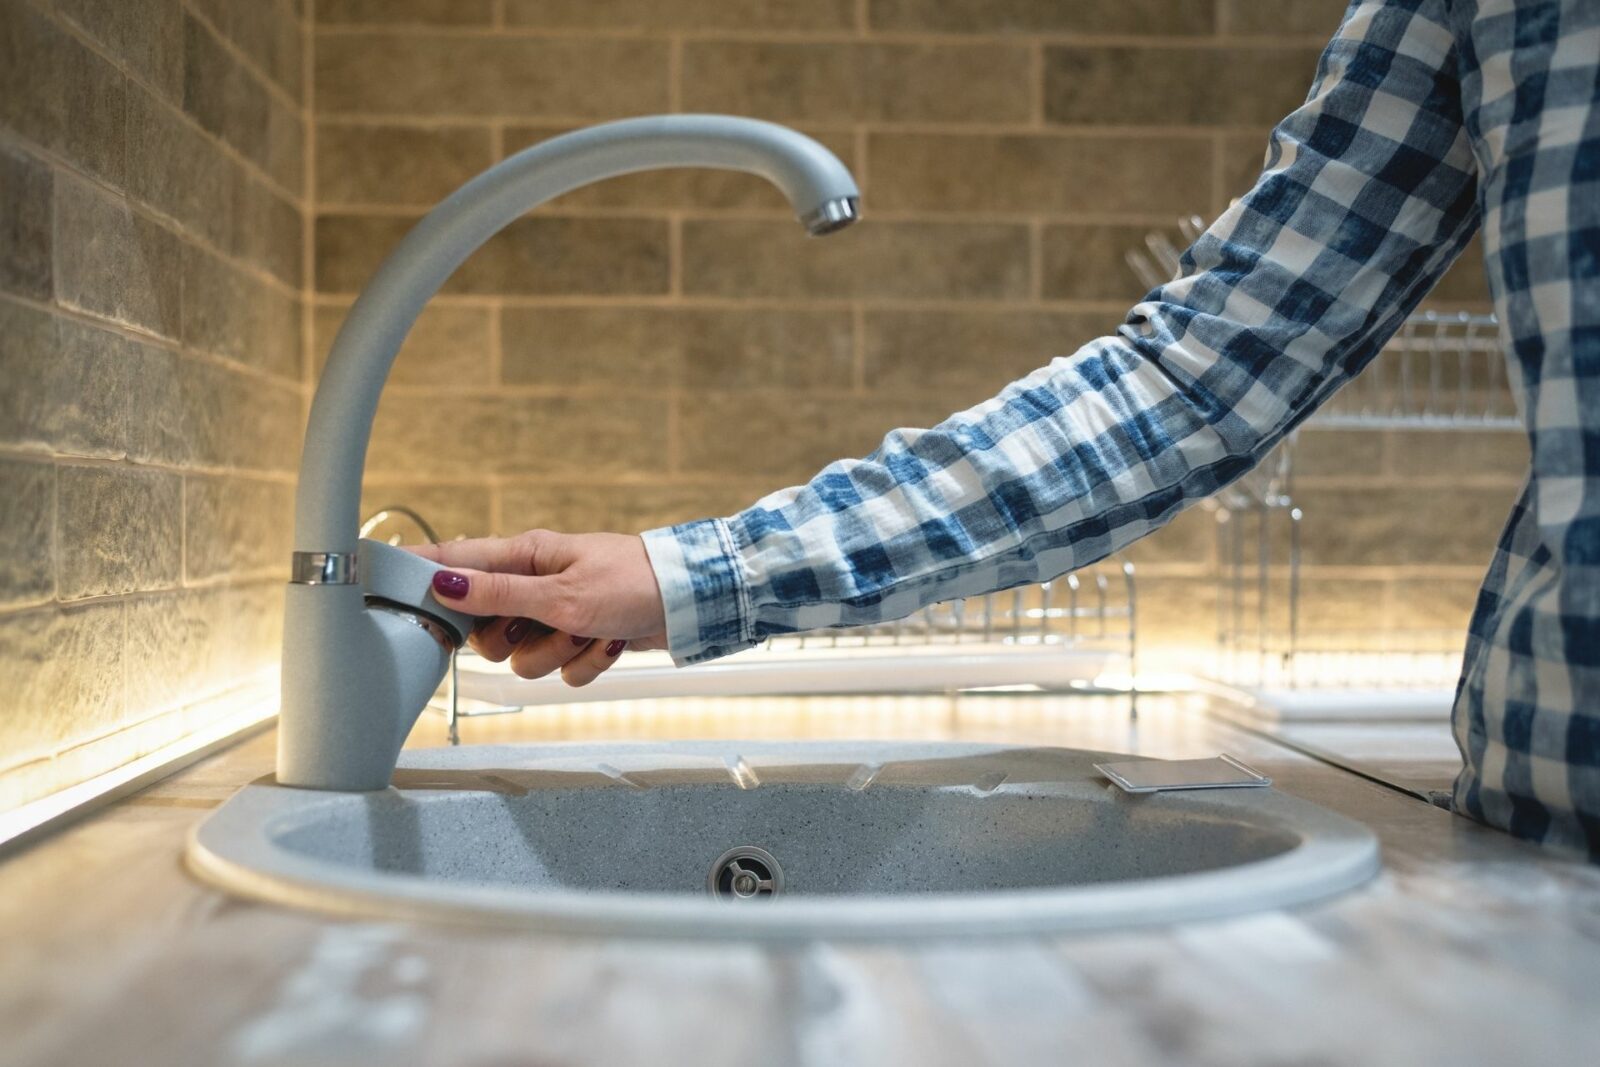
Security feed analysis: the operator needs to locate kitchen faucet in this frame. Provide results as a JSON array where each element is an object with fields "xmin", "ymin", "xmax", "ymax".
[{"xmin": 279, "ymin": 116, "xmax": 861, "ymax": 790}]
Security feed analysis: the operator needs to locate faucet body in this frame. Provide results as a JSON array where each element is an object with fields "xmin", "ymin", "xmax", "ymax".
[{"xmin": 278, "ymin": 115, "xmax": 860, "ymax": 790}]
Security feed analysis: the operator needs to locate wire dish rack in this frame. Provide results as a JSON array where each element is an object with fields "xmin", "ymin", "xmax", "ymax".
[
  {"xmin": 358, "ymin": 508, "xmax": 1140, "ymax": 743},
  {"xmin": 1130, "ymin": 219, "xmax": 1514, "ymax": 693}
]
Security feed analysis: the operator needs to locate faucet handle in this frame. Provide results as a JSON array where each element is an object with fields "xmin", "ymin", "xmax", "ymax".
[{"xmin": 358, "ymin": 538, "xmax": 480, "ymax": 647}]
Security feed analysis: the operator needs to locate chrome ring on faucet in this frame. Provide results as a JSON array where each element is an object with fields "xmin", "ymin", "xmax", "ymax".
[{"xmin": 290, "ymin": 551, "xmax": 360, "ymax": 585}]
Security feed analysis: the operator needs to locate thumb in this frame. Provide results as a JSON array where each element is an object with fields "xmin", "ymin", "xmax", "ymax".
[{"xmin": 430, "ymin": 567, "xmax": 561, "ymax": 623}]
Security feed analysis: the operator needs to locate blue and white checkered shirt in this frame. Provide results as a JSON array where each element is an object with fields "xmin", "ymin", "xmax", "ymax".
[{"xmin": 641, "ymin": 0, "xmax": 1600, "ymax": 858}]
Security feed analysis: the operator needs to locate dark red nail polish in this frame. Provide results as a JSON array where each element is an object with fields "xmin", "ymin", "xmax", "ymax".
[
  {"xmin": 432, "ymin": 571, "xmax": 469, "ymax": 599},
  {"xmin": 605, "ymin": 639, "xmax": 625, "ymax": 657},
  {"xmin": 503, "ymin": 617, "xmax": 533, "ymax": 645},
  {"xmin": 571, "ymin": 635, "xmax": 591, "ymax": 646}
]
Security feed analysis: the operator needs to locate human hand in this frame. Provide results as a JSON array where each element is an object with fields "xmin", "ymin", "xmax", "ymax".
[{"xmin": 408, "ymin": 530, "xmax": 668, "ymax": 687}]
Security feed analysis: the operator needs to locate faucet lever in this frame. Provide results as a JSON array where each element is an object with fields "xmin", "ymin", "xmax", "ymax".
[{"xmin": 357, "ymin": 538, "xmax": 477, "ymax": 648}]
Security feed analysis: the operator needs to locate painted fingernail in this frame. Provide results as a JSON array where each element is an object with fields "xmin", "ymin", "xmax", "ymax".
[
  {"xmin": 605, "ymin": 639, "xmax": 626, "ymax": 657},
  {"xmin": 503, "ymin": 617, "xmax": 533, "ymax": 645},
  {"xmin": 432, "ymin": 571, "xmax": 469, "ymax": 599},
  {"xmin": 571, "ymin": 634, "xmax": 591, "ymax": 646}
]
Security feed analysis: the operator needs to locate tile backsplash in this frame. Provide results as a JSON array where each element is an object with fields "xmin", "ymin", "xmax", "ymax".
[
  {"xmin": 0, "ymin": 0, "xmax": 305, "ymax": 812},
  {"xmin": 0, "ymin": 0, "xmax": 1523, "ymax": 814}
]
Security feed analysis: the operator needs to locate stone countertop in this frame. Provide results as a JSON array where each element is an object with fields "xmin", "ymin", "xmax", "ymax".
[{"xmin": 1, "ymin": 692, "xmax": 1596, "ymax": 1067}]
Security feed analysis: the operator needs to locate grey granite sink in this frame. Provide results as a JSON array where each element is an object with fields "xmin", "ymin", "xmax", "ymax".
[{"xmin": 187, "ymin": 741, "xmax": 1381, "ymax": 939}]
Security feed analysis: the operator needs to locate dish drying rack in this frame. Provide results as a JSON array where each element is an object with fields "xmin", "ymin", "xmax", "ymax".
[
  {"xmin": 358, "ymin": 508, "xmax": 1140, "ymax": 743},
  {"xmin": 1130, "ymin": 219, "xmax": 1514, "ymax": 693}
]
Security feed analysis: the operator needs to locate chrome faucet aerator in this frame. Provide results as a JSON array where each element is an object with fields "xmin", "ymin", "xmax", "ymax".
[
  {"xmin": 801, "ymin": 195, "xmax": 861, "ymax": 237},
  {"xmin": 278, "ymin": 116, "xmax": 862, "ymax": 791}
]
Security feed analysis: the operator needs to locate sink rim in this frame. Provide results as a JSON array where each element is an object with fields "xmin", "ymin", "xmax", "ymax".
[{"xmin": 187, "ymin": 740, "xmax": 1382, "ymax": 940}]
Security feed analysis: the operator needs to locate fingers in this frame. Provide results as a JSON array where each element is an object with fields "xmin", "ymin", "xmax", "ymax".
[
  {"xmin": 562, "ymin": 637, "xmax": 628, "ymax": 687},
  {"xmin": 494, "ymin": 629, "xmax": 667, "ymax": 683},
  {"xmin": 430, "ymin": 567, "xmax": 567, "ymax": 626},
  {"xmin": 508, "ymin": 630, "xmax": 595, "ymax": 680},
  {"xmin": 467, "ymin": 615, "xmax": 551, "ymax": 662},
  {"xmin": 408, "ymin": 534, "xmax": 542, "ymax": 574},
  {"xmin": 406, "ymin": 531, "xmax": 569, "ymax": 575}
]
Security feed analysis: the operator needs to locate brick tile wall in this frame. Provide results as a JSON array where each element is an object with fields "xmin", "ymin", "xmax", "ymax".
[{"xmin": 0, "ymin": 0, "xmax": 307, "ymax": 811}]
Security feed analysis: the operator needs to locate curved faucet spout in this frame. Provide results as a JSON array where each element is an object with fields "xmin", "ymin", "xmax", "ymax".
[
  {"xmin": 297, "ymin": 115, "xmax": 860, "ymax": 555},
  {"xmin": 277, "ymin": 115, "xmax": 860, "ymax": 790}
]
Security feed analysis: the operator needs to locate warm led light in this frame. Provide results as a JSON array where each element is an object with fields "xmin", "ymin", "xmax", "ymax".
[{"xmin": 0, "ymin": 674, "xmax": 279, "ymax": 853}]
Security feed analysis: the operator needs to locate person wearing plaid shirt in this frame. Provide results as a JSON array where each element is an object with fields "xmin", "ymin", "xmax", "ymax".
[{"xmin": 419, "ymin": 0, "xmax": 1600, "ymax": 858}]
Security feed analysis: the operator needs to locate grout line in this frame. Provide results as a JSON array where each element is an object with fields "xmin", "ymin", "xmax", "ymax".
[
  {"xmin": 488, "ymin": 301, "xmax": 504, "ymax": 385},
  {"xmin": 668, "ymin": 215, "xmax": 683, "ymax": 298},
  {"xmin": 0, "ymin": 570, "xmax": 290, "ymax": 618},
  {"xmin": 1029, "ymin": 219, "xmax": 1045, "ymax": 301},
  {"xmin": 667, "ymin": 35, "xmax": 683, "ymax": 112},
  {"xmin": 665, "ymin": 393, "xmax": 681, "ymax": 476},
  {"xmin": 1211, "ymin": 132, "xmax": 1229, "ymax": 217},
  {"xmin": 308, "ymin": 114, "xmax": 1261, "ymax": 139},
  {"xmin": 1029, "ymin": 42, "xmax": 1045, "ymax": 127},
  {"xmin": 176, "ymin": 244, "xmax": 192, "ymax": 591},
  {"xmin": 118, "ymin": 579, "xmax": 130, "ymax": 727},
  {"xmin": 855, "ymin": 0, "xmax": 869, "ymax": 35},
  {"xmin": 305, "ymin": 291, "xmax": 1138, "ymax": 313},
  {"xmin": 306, "ymin": 114, "xmax": 1243, "ymax": 142},
  {"xmin": 364, "ymin": 383, "xmax": 1039, "ymax": 402},
  {"xmin": 0, "ymin": 446, "xmax": 299, "ymax": 484},
  {"xmin": 180, "ymin": 0, "xmax": 307, "ymax": 120},
  {"xmin": 2, "ymin": 287, "xmax": 310, "ymax": 390},
  {"xmin": 47, "ymin": 130, "xmax": 61, "ymax": 312},
  {"xmin": 363, "ymin": 473, "xmax": 775, "ymax": 490},
  {"xmin": 851, "ymin": 303, "xmax": 866, "ymax": 392},
  {"xmin": 853, "ymin": 126, "xmax": 869, "ymax": 197},
  {"xmin": 306, "ymin": 24, "xmax": 1334, "ymax": 48},
  {"xmin": 178, "ymin": 474, "xmax": 189, "ymax": 586},
  {"xmin": 49, "ymin": 461, "xmax": 61, "ymax": 608}
]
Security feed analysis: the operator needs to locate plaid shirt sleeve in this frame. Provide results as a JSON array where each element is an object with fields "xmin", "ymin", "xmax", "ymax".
[{"xmin": 642, "ymin": 0, "xmax": 1480, "ymax": 666}]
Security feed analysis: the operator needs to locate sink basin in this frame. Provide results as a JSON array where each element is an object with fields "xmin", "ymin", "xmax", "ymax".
[{"xmin": 188, "ymin": 741, "xmax": 1380, "ymax": 939}]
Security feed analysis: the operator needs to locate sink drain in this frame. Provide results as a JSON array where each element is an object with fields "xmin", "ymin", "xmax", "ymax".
[{"xmin": 707, "ymin": 846, "xmax": 783, "ymax": 900}]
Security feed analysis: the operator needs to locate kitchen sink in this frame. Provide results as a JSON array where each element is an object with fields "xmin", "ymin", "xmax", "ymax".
[{"xmin": 188, "ymin": 741, "xmax": 1380, "ymax": 939}]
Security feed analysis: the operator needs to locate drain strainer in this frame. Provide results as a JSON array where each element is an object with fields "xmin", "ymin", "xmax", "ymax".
[{"xmin": 707, "ymin": 846, "xmax": 783, "ymax": 900}]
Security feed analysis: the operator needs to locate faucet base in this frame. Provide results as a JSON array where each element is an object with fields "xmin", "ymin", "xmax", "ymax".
[{"xmin": 277, "ymin": 582, "xmax": 451, "ymax": 791}]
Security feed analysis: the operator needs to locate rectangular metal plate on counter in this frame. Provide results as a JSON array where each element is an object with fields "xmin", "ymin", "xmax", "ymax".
[{"xmin": 1095, "ymin": 754, "xmax": 1271, "ymax": 794}]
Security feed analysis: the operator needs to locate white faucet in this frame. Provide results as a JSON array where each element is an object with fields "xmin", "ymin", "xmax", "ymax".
[{"xmin": 277, "ymin": 116, "xmax": 861, "ymax": 790}]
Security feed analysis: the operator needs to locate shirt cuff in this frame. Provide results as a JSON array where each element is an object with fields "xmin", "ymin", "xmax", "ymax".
[{"xmin": 639, "ymin": 518, "xmax": 756, "ymax": 665}]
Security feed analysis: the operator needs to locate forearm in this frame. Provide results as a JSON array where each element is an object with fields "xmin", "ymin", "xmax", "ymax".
[{"xmin": 643, "ymin": 333, "xmax": 1238, "ymax": 662}]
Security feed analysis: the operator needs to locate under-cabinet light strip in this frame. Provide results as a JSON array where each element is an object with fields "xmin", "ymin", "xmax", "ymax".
[{"xmin": 0, "ymin": 691, "xmax": 278, "ymax": 856}]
